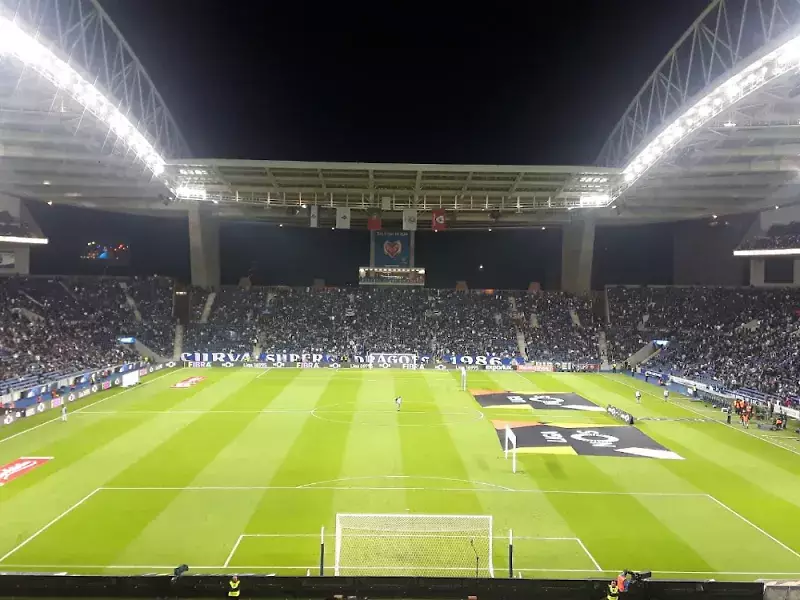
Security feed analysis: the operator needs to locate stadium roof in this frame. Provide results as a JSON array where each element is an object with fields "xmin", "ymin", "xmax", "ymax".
[{"xmin": 4, "ymin": 0, "xmax": 800, "ymax": 229}]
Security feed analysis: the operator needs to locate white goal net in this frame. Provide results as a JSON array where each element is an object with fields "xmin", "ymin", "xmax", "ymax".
[{"xmin": 334, "ymin": 513, "xmax": 494, "ymax": 577}]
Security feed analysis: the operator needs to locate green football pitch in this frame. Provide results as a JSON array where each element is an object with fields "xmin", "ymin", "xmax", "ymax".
[{"xmin": 1, "ymin": 367, "xmax": 800, "ymax": 581}]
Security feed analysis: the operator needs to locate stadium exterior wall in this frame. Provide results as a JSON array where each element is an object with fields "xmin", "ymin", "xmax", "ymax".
[
  {"xmin": 0, "ymin": 573, "xmax": 765, "ymax": 600},
  {"xmin": 672, "ymin": 215, "xmax": 754, "ymax": 286}
]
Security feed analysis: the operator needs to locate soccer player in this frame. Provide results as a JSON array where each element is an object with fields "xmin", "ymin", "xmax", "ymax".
[
  {"xmin": 663, "ymin": 389, "xmax": 669, "ymax": 401},
  {"xmin": 61, "ymin": 403, "xmax": 67, "ymax": 422},
  {"xmin": 395, "ymin": 396, "xmax": 402, "ymax": 411},
  {"xmin": 635, "ymin": 390, "xmax": 641, "ymax": 404}
]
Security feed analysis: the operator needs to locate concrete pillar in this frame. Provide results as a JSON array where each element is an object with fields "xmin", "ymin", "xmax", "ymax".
[
  {"xmin": 794, "ymin": 259, "xmax": 800, "ymax": 286},
  {"xmin": 188, "ymin": 205, "xmax": 220, "ymax": 287},
  {"xmin": 749, "ymin": 258, "xmax": 765, "ymax": 287},
  {"xmin": 561, "ymin": 219, "xmax": 595, "ymax": 293}
]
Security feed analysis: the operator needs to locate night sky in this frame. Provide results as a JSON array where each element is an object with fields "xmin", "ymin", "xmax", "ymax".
[{"xmin": 30, "ymin": 0, "xmax": 711, "ymax": 287}]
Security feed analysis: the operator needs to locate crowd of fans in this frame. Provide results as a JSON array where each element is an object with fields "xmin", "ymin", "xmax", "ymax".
[
  {"xmin": 0, "ymin": 276, "xmax": 173, "ymax": 391},
  {"xmin": 519, "ymin": 292, "xmax": 600, "ymax": 363},
  {"xmin": 181, "ymin": 287, "xmax": 596, "ymax": 363},
  {"xmin": 608, "ymin": 286, "xmax": 800, "ymax": 398},
  {"xmin": 5, "ymin": 273, "xmax": 800, "ymax": 402},
  {"xmin": 738, "ymin": 222, "xmax": 800, "ymax": 251}
]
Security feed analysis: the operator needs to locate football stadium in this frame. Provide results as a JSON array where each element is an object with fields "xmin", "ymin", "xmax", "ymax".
[{"xmin": 2, "ymin": 1, "xmax": 800, "ymax": 599}]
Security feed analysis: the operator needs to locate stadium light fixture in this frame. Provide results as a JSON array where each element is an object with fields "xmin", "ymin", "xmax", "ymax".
[
  {"xmin": 42, "ymin": 180, "xmax": 51, "ymax": 186},
  {"xmin": 619, "ymin": 33, "xmax": 800, "ymax": 197},
  {"xmin": 541, "ymin": 226, "xmax": 546, "ymax": 230},
  {"xmin": 488, "ymin": 227, "xmax": 492, "ymax": 232},
  {"xmin": 712, "ymin": 214, "xmax": 718, "ymax": 219},
  {"xmin": 0, "ymin": 14, "xmax": 167, "ymax": 179},
  {"xmin": 46, "ymin": 201, "xmax": 52, "ymax": 205}
]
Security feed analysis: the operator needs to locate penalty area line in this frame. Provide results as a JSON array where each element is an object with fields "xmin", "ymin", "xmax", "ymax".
[
  {"xmin": 0, "ymin": 488, "xmax": 102, "ymax": 563},
  {"xmin": 705, "ymin": 494, "xmax": 800, "ymax": 561}
]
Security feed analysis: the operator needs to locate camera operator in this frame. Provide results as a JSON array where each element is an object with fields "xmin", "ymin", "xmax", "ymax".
[{"xmin": 615, "ymin": 570, "xmax": 631, "ymax": 592}]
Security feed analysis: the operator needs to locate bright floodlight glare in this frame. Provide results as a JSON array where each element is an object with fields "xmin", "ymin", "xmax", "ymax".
[
  {"xmin": 619, "ymin": 30, "xmax": 800, "ymax": 197},
  {"xmin": 712, "ymin": 214, "xmax": 718, "ymax": 219},
  {"xmin": 0, "ymin": 15, "xmax": 167, "ymax": 179},
  {"xmin": 580, "ymin": 194, "xmax": 611, "ymax": 207}
]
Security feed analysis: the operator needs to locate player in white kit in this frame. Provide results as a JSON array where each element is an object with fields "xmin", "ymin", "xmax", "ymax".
[
  {"xmin": 663, "ymin": 389, "xmax": 669, "ymax": 401},
  {"xmin": 635, "ymin": 390, "xmax": 642, "ymax": 404},
  {"xmin": 61, "ymin": 403, "xmax": 67, "ymax": 422},
  {"xmin": 395, "ymin": 396, "xmax": 402, "ymax": 411}
]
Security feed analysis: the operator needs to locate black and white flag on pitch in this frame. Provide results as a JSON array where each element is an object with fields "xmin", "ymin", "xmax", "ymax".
[
  {"xmin": 402, "ymin": 209, "xmax": 418, "ymax": 231},
  {"xmin": 336, "ymin": 207, "xmax": 351, "ymax": 229},
  {"xmin": 310, "ymin": 205, "xmax": 319, "ymax": 228}
]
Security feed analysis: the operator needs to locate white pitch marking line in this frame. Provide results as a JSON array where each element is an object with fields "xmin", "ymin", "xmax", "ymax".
[
  {"xmin": 705, "ymin": 494, "xmax": 800, "ymax": 561},
  {"xmin": 98, "ymin": 485, "xmax": 706, "ymax": 496},
  {"xmin": 78, "ymin": 409, "xmax": 479, "ymax": 416},
  {"xmin": 575, "ymin": 538, "xmax": 602, "ymax": 572},
  {"xmin": 297, "ymin": 474, "xmax": 515, "ymax": 491},
  {"xmin": 223, "ymin": 534, "xmax": 244, "ymax": 568},
  {"xmin": 0, "ymin": 368, "xmax": 181, "ymax": 446},
  {"xmin": 255, "ymin": 368, "xmax": 272, "ymax": 379},
  {"xmin": 603, "ymin": 374, "xmax": 800, "ymax": 458},
  {"xmin": 0, "ymin": 488, "xmax": 101, "ymax": 563}
]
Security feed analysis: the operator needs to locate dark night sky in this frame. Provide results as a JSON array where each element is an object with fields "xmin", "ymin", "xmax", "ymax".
[{"xmin": 30, "ymin": 0, "xmax": 711, "ymax": 287}]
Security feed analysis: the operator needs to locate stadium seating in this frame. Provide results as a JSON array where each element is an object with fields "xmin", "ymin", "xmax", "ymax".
[
  {"xmin": 0, "ymin": 276, "xmax": 173, "ymax": 392},
  {"xmin": 4, "ymin": 275, "xmax": 800, "ymax": 404},
  {"xmin": 738, "ymin": 221, "xmax": 800, "ymax": 251},
  {"xmin": 607, "ymin": 286, "xmax": 800, "ymax": 399}
]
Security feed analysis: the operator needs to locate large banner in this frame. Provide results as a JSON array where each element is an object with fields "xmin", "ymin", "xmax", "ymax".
[
  {"xmin": 372, "ymin": 231, "xmax": 411, "ymax": 267},
  {"xmin": 180, "ymin": 351, "xmax": 525, "ymax": 367}
]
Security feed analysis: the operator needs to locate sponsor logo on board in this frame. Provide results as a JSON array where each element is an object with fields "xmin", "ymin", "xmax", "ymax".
[{"xmin": 0, "ymin": 457, "xmax": 52, "ymax": 486}]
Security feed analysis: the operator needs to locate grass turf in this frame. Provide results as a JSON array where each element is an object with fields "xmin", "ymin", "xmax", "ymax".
[{"xmin": 0, "ymin": 367, "xmax": 799, "ymax": 581}]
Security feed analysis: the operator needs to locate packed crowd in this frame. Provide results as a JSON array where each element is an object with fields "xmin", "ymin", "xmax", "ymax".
[
  {"xmin": 519, "ymin": 292, "xmax": 600, "ymax": 363},
  {"xmin": 182, "ymin": 287, "xmax": 597, "ymax": 362},
  {"xmin": 738, "ymin": 221, "xmax": 800, "ymax": 251},
  {"xmin": 0, "ymin": 276, "xmax": 174, "ymax": 390},
  {"xmin": 608, "ymin": 286, "xmax": 800, "ymax": 398}
]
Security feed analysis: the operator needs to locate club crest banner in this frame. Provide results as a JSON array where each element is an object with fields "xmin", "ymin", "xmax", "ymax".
[{"xmin": 372, "ymin": 231, "xmax": 411, "ymax": 267}]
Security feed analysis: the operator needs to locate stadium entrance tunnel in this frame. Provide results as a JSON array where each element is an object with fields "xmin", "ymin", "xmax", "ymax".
[{"xmin": 310, "ymin": 400, "xmax": 484, "ymax": 427}]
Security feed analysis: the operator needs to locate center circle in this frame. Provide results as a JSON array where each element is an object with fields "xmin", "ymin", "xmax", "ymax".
[{"xmin": 311, "ymin": 400, "xmax": 483, "ymax": 427}]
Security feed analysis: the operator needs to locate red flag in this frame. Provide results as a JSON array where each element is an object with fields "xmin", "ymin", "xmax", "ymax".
[
  {"xmin": 432, "ymin": 209, "xmax": 447, "ymax": 231},
  {"xmin": 367, "ymin": 213, "xmax": 382, "ymax": 231}
]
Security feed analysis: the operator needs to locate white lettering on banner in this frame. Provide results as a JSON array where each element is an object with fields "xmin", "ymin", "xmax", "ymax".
[
  {"xmin": 368, "ymin": 353, "xmax": 418, "ymax": 364},
  {"xmin": 486, "ymin": 365, "xmax": 513, "ymax": 371},
  {"xmin": 773, "ymin": 403, "xmax": 800, "ymax": 420},
  {"xmin": 329, "ymin": 363, "xmax": 340, "ymax": 369},
  {"xmin": 24, "ymin": 407, "xmax": 35, "ymax": 417},
  {"xmin": 435, "ymin": 365, "xmax": 446, "ymax": 370},
  {"xmin": 91, "ymin": 385, "xmax": 98, "ymax": 393},
  {"xmin": 36, "ymin": 403, "xmax": 45, "ymax": 413},
  {"xmin": 222, "ymin": 362, "xmax": 234, "ymax": 368},
  {"xmin": 571, "ymin": 430, "xmax": 618, "ymax": 447},
  {"xmin": 3, "ymin": 414, "xmax": 13, "ymax": 425},
  {"xmin": 541, "ymin": 431, "xmax": 568, "ymax": 444},
  {"xmin": 67, "ymin": 393, "xmax": 76, "ymax": 402},
  {"xmin": 185, "ymin": 362, "xmax": 213, "ymax": 368}
]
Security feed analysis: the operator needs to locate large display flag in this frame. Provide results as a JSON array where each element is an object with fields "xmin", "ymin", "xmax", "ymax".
[
  {"xmin": 367, "ymin": 210, "xmax": 382, "ymax": 231},
  {"xmin": 336, "ymin": 207, "xmax": 351, "ymax": 229},
  {"xmin": 432, "ymin": 209, "xmax": 447, "ymax": 231},
  {"xmin": 310, "ymin": 205, "xmax": 319, "ymax": 228},
  {"xmin": 402, "ymin": 209, "xmax": 418, "ymax": 231}
]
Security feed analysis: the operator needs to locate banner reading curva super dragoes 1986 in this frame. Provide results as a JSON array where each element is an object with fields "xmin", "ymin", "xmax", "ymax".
[{"xmin": 180, "ymin": 352, "xmax": 526, "ymax": 366}]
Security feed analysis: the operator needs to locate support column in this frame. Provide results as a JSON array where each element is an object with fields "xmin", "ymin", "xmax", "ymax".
[
  {"xmin": 561, "ymin": 219, "xmax": 595, "ymax": 293},
  {"xmin": 749, "ymin": 258, "xmax": 765, "ymax": 287},
  {"xmin": 794, "ymin": 259, "xmax": 800, "ymax": 286},
  {"xmin": 188, "ymin": 205, "xmax": 220, "ymax": 287}
]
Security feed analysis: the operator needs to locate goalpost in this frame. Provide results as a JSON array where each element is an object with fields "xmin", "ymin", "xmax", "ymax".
[
  {"xmin": 334, "ymin": 513, "xmax": 494, "ymax": 577},
  {"xmin": 504, "ymin": 425, "xmax": 518, "ymax": 474}
]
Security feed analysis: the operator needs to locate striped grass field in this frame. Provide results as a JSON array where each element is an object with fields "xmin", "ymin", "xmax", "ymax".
[{"xmin": 1, "ymin": 367, "xmax": 800, "ymax": 581}]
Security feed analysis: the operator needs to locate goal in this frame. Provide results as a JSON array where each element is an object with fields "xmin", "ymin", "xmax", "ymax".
[
  {"xmin": 504, "ymin": 424, "xmax": 518, "ymax": 473},
  {"xmin": 334, "ymin": 513, "xmax": 494, "ymax": 577}
]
